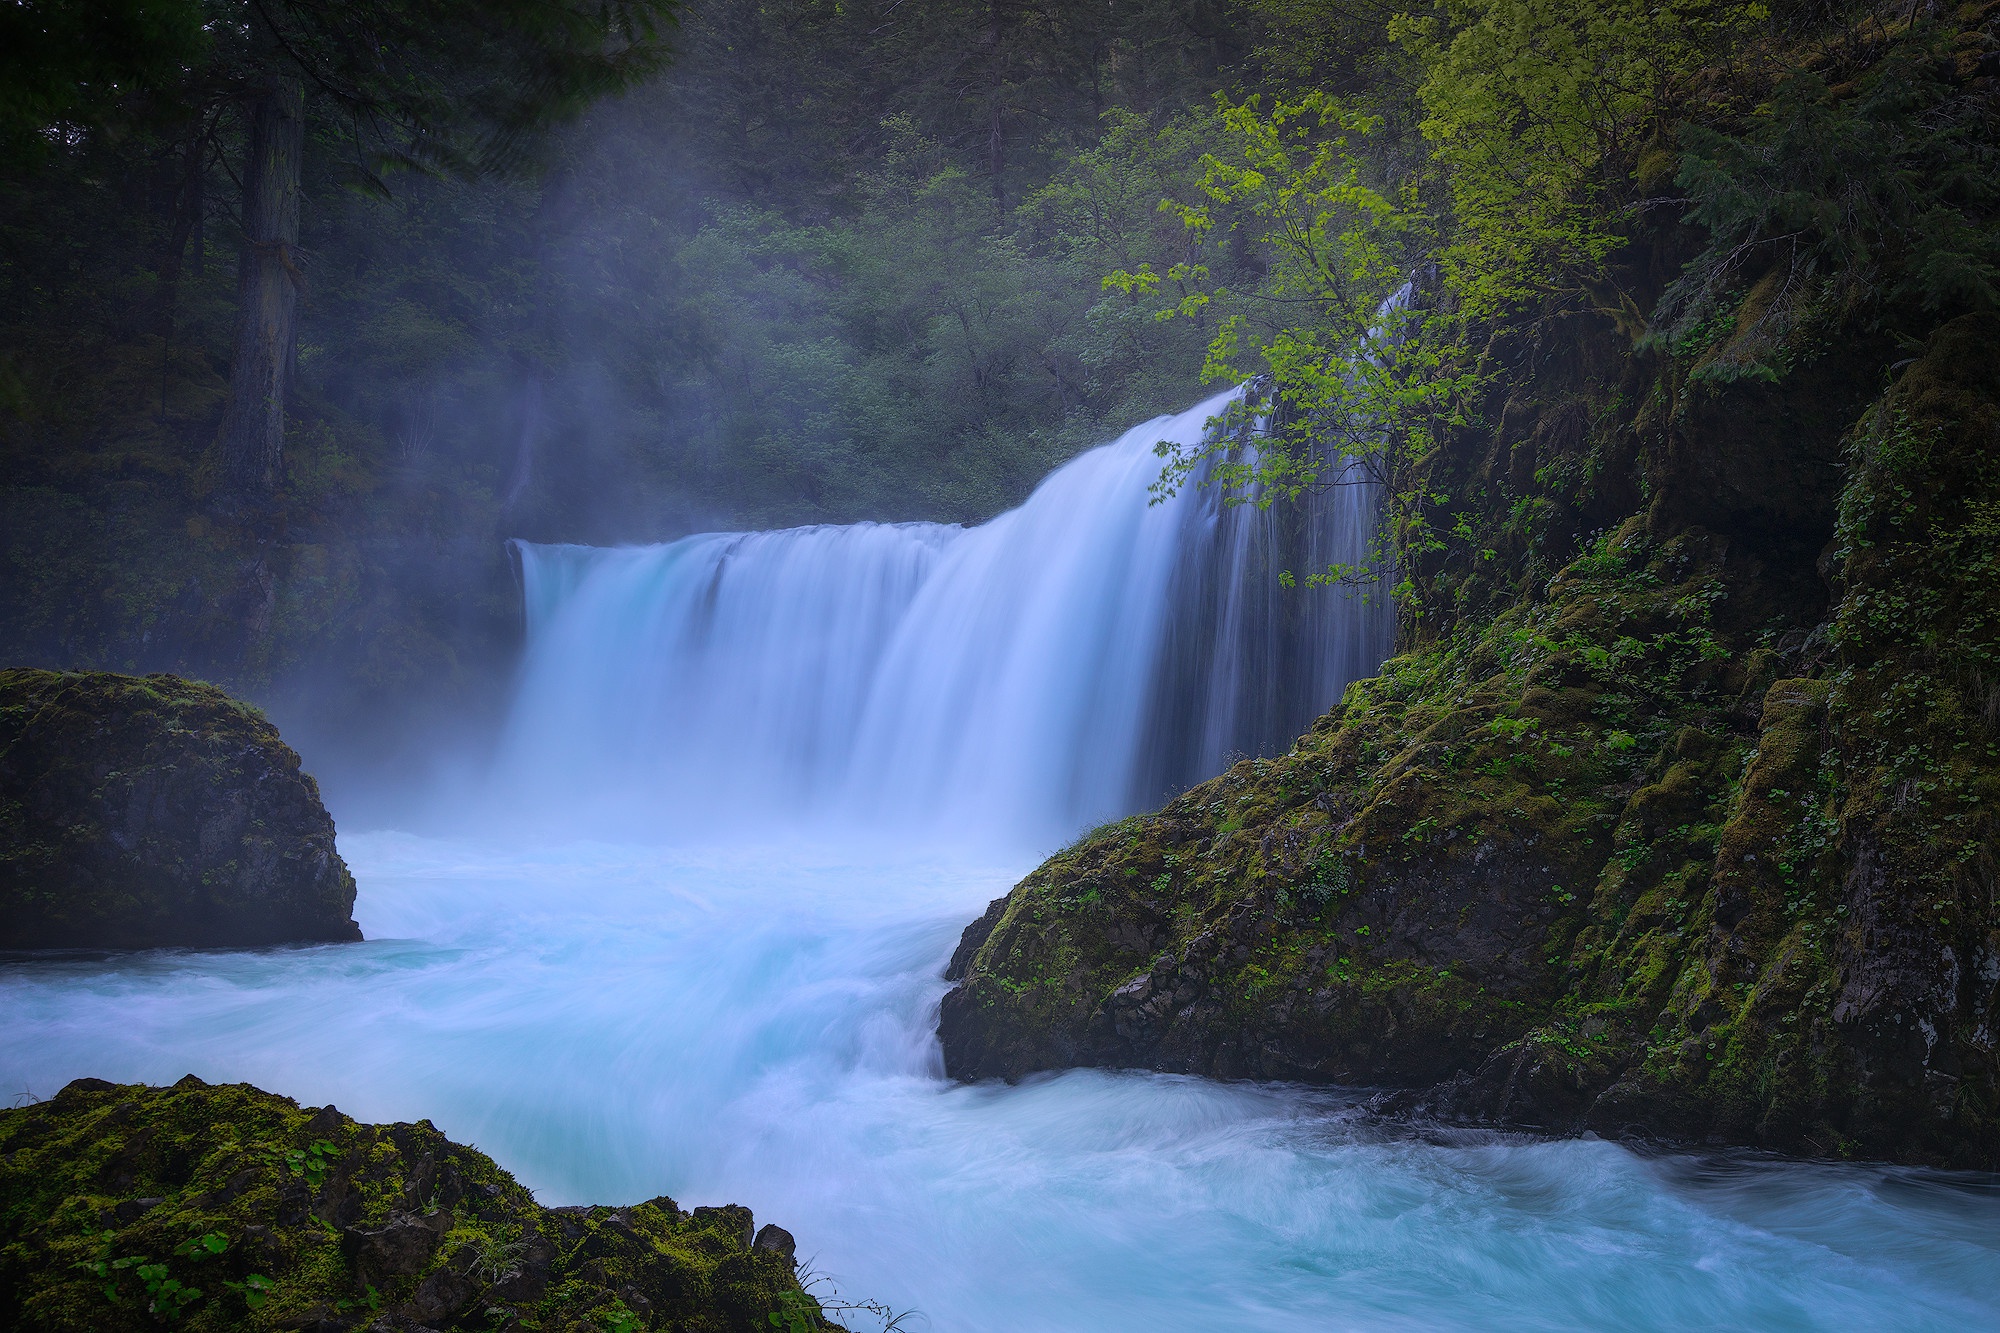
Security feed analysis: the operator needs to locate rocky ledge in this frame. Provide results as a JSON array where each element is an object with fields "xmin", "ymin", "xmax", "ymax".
[
  {"xmin": 0, "ymin": 1077, "xmax": 830, "ymax": 1332},
  {"xmin": 0, "ymin": 669, "xmax": 360, "ymax": 948},
  {"xmin": 939, "ymin": 315, "xmax": 2000, "ymax": 1171}
]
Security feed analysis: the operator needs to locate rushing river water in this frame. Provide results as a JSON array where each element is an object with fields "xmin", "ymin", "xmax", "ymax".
[{"xmin": 5, "ymin": 836, "xmax": 2000, "ymax": 1332}]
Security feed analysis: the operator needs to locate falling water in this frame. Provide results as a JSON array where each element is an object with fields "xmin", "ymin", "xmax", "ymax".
[{"xmin": 492, "ymin": 386, "xmax": 1392, "ymax": 844}]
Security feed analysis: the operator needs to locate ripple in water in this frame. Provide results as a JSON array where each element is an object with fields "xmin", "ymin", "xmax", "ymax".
[{"xmin": 3, "ymin": 834, "xmax": 1997, "ymax": 1331}]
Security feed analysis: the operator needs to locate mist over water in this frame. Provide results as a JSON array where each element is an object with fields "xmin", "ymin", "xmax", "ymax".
[
  {"xmin": 491, "ymin": 387, "xmax": 1391, "ymax": 846},
  {"xmin": 7, "ymin": 391, "xmax": 2000, "ymax": 1330}
]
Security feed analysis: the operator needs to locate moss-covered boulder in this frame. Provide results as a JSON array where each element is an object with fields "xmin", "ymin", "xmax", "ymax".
[
  {"xmin": 0, "ymin": 1077, "xmax": 833, "ymax": 1332},
  {"xmin": 0, "ymin": 669, "xmax": 361, "ymax": 948},
  {"xmin": 938, "ymin": 312, "xmax": 2000, "ymax": 1170}
]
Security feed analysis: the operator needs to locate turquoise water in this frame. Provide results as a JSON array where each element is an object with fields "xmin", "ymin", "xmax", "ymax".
[{"xmin": 4, "ymin": 834, "xmax": 1997, "ymax": 1332}]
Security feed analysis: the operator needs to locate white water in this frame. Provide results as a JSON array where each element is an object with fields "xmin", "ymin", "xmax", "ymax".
[
  {"xmin": 491, "ymin": 387, "xmax": 1391, "ymax": 845},
  {"xmin": 8, "ymin": 388, "xmax": 2000, "ymax": 1330},
  {"xmin": 5, "ymin": 837, "xmax": 1998, "ymax": 1331}
]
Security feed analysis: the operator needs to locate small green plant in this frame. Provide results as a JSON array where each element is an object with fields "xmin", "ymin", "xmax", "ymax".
[
  {"xmin": 76, "ymin": 1230, "xmax": 232, "ymax": 1320},
  {"xmin": 174, "ymin": 1231, "xmax": 230, "ymax": 1260},
  {"xmin": 472, "ymin": 1229, "xmax": 529, "ymax": 1284},
  {"xmin": 135, "ymin": 1261, "xmax": 203, "ymax": 1319},
  {"xmin": 336, "ymin": 1285, "xmax": 384, "ymax": 1315},
  {"xmin": 225, "ymin": 1274, "xmax": 277, "ymax": 1310},
  {"xmin": 287, "ymin": 1139, "xmax": 340, "ymax": 1190},
  {"xmin": 603, "ymin": 1299, "xmax": 645, "ymax": 1333},
  {"xmin": 768, "ymin": 1288, "xmax": 817, "ymax": 1333}
]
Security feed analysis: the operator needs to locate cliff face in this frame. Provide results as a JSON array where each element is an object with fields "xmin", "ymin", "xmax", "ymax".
[
  {"xmin": 0, "ymin": 1077, "xmax": 828, "ymax": 1332},
  {"xmin": 938, "ymin": 308, "xmax": 2000, "ymax": 1170},
  {"xmin": 0, "ymin": 669, "xmax": 361, "ymax": 948}
]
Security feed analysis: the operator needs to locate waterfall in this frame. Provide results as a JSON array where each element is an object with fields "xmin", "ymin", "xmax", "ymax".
[{"xmin": 493, "ymin": 384, "xmax": 1394, "ymax": 845}]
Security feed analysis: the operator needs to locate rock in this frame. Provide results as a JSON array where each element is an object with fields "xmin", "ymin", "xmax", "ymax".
[
  {"xmin": 108, "ymin": 1196, "xmax": 162, "ymax": 1224},
  {"xmin": 936, "ymin": 312, "xmax": 2000, "ymax": 1171},
  {"xmin": 944, "ymin": 895, "xmax": 1008, "ymax": 981},
  {"xmin": 754, "ymin": 1223, "xmax": 797, "ymax": 1265},
  {"xmin": 0, "ymin": 669, "xmax": 362, "ymax": 949},
  {"xmin": 346, "ymin": 1213, "xmax": 443, "ymax": 1282},
  {"xmin": 408, "ymin": 1260, "xmax": 480, "ymax": 1323},
  {"xmin": 0, "ymin": 1078, "xmax": 831, "ymax": 1331}
]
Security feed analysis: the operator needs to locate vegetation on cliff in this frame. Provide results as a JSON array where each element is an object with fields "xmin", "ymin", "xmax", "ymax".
[
  {"xmin": 0, "ymin": 668, "xmax": 360, "ymax": 948},
  {"xmin": 0, "ymin": 1076, "xmax": 830, "ymax": 1332},
  {"xmin": 941, "ymin": 2, "xmax": 2000, "ymax": 1168}
]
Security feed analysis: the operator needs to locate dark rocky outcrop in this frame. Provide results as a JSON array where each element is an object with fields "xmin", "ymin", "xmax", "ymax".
[
  {"xmin": 0, "ymin": 1077, "xmax": 835, "ymax": 1332},
  {"xmin": 0, "ymin": 669, "xmax": 361, "ymax": 948},
  {"xmin": 938, "ymin": 301, "xmax": 2000, "ymax": 1169}
]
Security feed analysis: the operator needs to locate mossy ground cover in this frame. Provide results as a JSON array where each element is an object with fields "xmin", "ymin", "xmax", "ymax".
[{"xmin": 0, "ymin": 1077, "xmax": 833, "ymax": 1333}]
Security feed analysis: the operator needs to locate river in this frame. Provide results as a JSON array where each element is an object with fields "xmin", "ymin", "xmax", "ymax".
[{"xmin": 4, "ymin": 836, "xmax": 1997, "ymax": 1330}]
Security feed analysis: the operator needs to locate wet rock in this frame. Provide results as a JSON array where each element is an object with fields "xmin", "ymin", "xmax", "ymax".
[
  {"xmin": 408, "ymin": 1256, "xmax": 480, "ymax": 1323},
  {"xmin": 0, "ymin": 669, "xmax": 361, "ymax": 949},
  {"xmin": 346, "ymin": 1213, "xmax": 443, "ymax": 1281},
  {"xmin": 754, "ymin": 1223, "xmax": 797, "ymax": 1265}
]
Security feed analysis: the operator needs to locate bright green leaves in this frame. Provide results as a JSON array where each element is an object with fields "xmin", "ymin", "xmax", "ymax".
[
  {"xmin": 225, "ymin": 1272, "xmax": 278, "ymax": 1309},
  {"xmin": 1176, "ymin": 93, "xmax": 1408, "ymax": 340},
  {"xmin": 1149, "ymin": 91, "xmax": 1415, "ymax": 385},
  {"xmin": 1398, "ymin": 0, "xmax": 1765, "ymax": 319},
  {"xmin": 1119, "ymin": 92, "xmax": 1492, "ymax": 619},
  {"xmin": 71, "ymin": 1228, "xmax": 240, "ymax": 1321}
]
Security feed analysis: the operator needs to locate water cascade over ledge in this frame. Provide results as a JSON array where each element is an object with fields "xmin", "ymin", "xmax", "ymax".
[{"xmin": 493, "ymin": 386, "xmax": 1394, "ymax": 844}]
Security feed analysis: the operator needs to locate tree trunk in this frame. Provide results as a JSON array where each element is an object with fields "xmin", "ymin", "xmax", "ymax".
[
  {"xmin": 216, "ymin": 70, "xmax": 304, "ymax": 500},
  {"xmin": 159, "ymin": 127, "xmax": 206, "ymax": 418}
]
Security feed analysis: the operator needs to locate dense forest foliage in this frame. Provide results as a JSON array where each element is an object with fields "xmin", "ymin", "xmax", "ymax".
[{"xmin": 3, "ymin": 0, "xmax": 1996, "ymax": 783}]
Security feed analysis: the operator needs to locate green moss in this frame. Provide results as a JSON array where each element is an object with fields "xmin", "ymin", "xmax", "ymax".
[{"xmin": 0, "ymin": 1077, "xmax": 834, "ymax": 1332}]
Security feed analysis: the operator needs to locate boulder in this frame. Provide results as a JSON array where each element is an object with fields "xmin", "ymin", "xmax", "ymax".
[
  {"xmin": 0, "ymin": 1078, "xmax": 834, "ymax": 1331},
  {"xmin": 0, "ymin": 668, "xmax": 361, "ymax": 948}
]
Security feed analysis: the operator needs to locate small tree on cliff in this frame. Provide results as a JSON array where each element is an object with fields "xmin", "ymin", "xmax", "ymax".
[{"xmin": 209, "ymin": 0, "xmax": 677, "ymax": 503}]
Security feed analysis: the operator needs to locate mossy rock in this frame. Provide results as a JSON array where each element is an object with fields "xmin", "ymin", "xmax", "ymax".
[
  {"xmin": 0, "ymin": 1077, "xmax": 834, "ymax": 1332},
  {"xmin": 937, "ymin": 309, "xmax": 2000, "ymax": 1171},
  {"xmin": 0, "ymin": 668, "xmax": 360, "ymax": 948}
]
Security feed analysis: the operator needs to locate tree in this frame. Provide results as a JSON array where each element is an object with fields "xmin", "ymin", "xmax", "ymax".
[
  {"xmin": 210, "ymin": 0, "xmax": 679, "ymax": 505},
  {"xmin": 0, "ymin": 0, "xmax": 208, "ymax": 164}
]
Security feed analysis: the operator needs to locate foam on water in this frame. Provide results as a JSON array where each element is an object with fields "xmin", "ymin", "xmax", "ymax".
[{"xmin": 4, "ymin": 835, "xmax": 1997, "ymax": 1332}]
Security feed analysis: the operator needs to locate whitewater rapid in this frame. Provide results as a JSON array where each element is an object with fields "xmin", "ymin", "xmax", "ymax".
[{"xmin": 5, "ymin": 837, "xmax": 1997, "ymax": 1331}]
